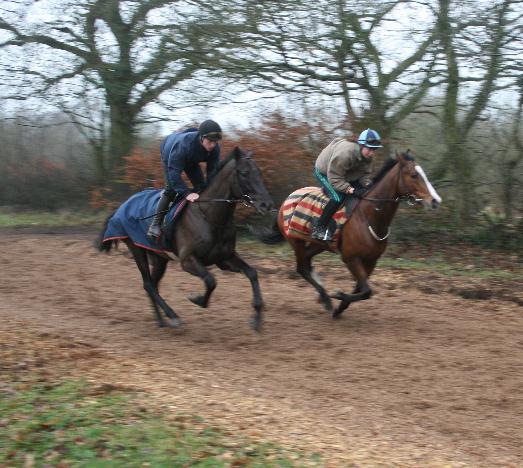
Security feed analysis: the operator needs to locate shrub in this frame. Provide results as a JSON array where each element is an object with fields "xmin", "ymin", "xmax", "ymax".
[{"xmin": 0, "ymin": 157, "xmax": 89, "ymax": 210}]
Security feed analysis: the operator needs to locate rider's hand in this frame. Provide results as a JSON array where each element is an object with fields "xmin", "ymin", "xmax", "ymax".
[
  {"xmin": 347, "ymin": 187, "xmax": 355, "ymax": 194},
  {"xmin": 186, "ymin": 192, "xmax": 200, "ymax": 202},
  {"xmin": 352, "ymin": 188, "xmax": 367, "ymax": 198}
]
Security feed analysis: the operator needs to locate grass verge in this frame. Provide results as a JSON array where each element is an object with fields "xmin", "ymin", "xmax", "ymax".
[
  {"xmin": 0, "ymin": 208, "xmax": 107, "ymax": 228},
  {"xmin": 0, "ymin": 379, "xmax": 321, "ymax": 467}
]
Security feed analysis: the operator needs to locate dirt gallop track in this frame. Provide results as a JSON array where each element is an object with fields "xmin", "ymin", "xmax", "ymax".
[{"xmin": 1, "ymin": 231, "xmax": 522, "ymax": 466}]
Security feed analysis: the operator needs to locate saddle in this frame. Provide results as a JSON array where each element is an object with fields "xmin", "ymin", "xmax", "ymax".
[
  {"xmin": 281, "ymin": 187, "xmax": 355, "ymax": 244},
  {"xmin": 158, "ymin": 199, "xmax": 187, "ymax": 248}
]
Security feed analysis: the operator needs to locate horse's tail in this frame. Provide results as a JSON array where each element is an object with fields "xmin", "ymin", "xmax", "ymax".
[
  {"xmin": 248, "ymin": 213, "xmax": 284, "ymax": 244},
  {"xmin": 94, "ymin": 211, "xmax": 117, "ymax": 252}
]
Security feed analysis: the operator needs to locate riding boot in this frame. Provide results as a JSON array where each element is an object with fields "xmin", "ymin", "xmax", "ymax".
[
  {"xmin": 147, "ymin": 192, "xmax": 172, "ymax": 240},
  {"xmin": 311, "ymin": 198, "xmax": 342, "ymax": 241}
]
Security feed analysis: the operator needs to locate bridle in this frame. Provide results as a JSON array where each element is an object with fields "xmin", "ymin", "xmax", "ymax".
[
  {"xmin": 195, "ymin": 156, "xmax": 256, "ymax": 209},
  {"xmin": 358, "ymin": 164, "xmax": 425, "ymax": 241}
]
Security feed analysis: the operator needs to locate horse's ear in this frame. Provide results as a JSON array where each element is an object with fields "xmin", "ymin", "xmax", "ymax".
[
  {"xmin": 396, "ymin": 151, "xmax": 408, "ymax": 164},
  {"xmin": 396, "ymin": 151, "xmax": 406, "ymax": 164},
  {"xmin": 403, "ymin": 149, "xmax": 415, "ymax": 161},
  {"xmin": 233, "ymin": 146, "xmax": 242, "ymax": 161}
]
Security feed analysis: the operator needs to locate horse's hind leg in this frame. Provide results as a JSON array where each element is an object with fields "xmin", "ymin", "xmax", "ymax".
[
  {"xmin": 218, "ymin": 252, "xmax": 264, "ymax": 332},
  {"xmin": 181, "ymin": 255, "xmax": 216, "ymax": 309},
  {"xmin": 149, "ymin": 254, "xmax": 182, "ymax": 327},
  {"xmin": 125, "ymin": 242, "xmax": 181, "ymax": 328},
  {"xmin": 291, "ymin": 239, "xmax": 333, "ymax": 313}
]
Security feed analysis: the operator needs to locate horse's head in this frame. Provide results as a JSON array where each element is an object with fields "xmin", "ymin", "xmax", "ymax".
[
  {"xmin": 396, "ymin": 150, "xmax": 442, "ymax": 209},
  {"xmin": 230, "ymin": 147, "xmax": 275, "ymax": 215}
]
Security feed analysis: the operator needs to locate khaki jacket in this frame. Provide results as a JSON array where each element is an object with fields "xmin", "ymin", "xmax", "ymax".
[{"xmin": 315, "ymin": 137, "xmax": 372, "ymax": 193}]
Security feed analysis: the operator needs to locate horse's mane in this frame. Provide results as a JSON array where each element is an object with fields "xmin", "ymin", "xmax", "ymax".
[
  {"xmin": 217, "ymin": 147, "xmax": 243, "ymax": 172},
  {"xmin": 217, "ymin": 153, "xmax": 234, "ymax": 172},
  {"xmin": 372, "ymin": 150, "xmax": 414, "ymax": 184}
]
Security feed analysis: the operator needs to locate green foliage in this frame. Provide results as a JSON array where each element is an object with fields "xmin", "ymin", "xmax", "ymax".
[
  {"xmin": 463, "ymin": 218, "xmax": 523, "ymax": 251},
  {"xmin": 0, "ymin": 382, "xmax": 322, "ymax": 467},
  {"xmin": 0, "ymin": 208, "xmax": 107, "ymax": 228},
  {"xmin": 379, "ymin": 255, "xmax": 520, "ymax": 280},
  {"xmin": 0, "ymin": 380, "xmax": 321, "ymax": 467}
]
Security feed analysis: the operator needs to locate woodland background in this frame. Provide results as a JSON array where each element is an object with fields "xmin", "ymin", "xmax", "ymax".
[{"xmin": 0, "ymin": 0, "xmax": 521, "ymax": 249}]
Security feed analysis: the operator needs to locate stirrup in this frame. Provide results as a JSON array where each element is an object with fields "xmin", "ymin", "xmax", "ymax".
[
  {"xmin": 147, "ymin": 223, "xmax": 162, "ymax": 239},
  {"xmin": 311, "ymin": 225, "xmax": 332, "ymax": 241}
]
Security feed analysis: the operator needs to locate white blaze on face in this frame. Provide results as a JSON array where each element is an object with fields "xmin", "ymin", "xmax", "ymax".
[{"xmin": 415, "ymin": 165, "xmax": 442, "ymax": 203}]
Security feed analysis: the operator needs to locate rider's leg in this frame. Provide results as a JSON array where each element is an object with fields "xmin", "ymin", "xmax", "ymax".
[
  {"xmin": 147, "ymin": 190, "xmax": 173, "ymax": 239},
  {"xmin": 312, "ymin": 168, "xmax": 346, "ymax": 241},
  {"xmin": 311, "ymin": 198, "xmax": 343, "ymax": 241}
]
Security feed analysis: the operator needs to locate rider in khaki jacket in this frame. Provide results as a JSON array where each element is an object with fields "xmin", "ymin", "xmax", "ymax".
[{"xmin": 312, "ymin": 129, "xmax": 383, "ymax": 241}]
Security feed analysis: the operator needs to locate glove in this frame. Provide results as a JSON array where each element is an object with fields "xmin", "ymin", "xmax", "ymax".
[{"xmin": 352, "ymin": 187, "xmax": 368, "ymax": 198}]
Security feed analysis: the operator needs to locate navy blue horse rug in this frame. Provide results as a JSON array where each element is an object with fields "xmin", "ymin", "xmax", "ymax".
[{"xmin": 102, "ymin": 189, "xmax": 186, "ymax": 253}]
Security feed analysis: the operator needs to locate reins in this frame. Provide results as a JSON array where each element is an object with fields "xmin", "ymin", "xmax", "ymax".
[
  {"xmin": 195, "ymin": 194, "xmax": 256, "ymax": 208},
  {"xmin": 138, "ymin": 195, "xmax": 255, "ymax": 220},
  {"xmin": 361, "ymin": 194, "xmax": 422, "ymax": 205}
]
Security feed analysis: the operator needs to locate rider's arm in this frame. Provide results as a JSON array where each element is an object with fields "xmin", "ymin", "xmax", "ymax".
[
  {"xmin": 327, "ymin": 149, "xmax": 355, "ymax": 194},
  {"xmin": 166, "ymin": 146, "xmax": 191, "ymax": 197},
  {"xmin": 185, "ymin": 163, "xmax": 205, "ymax": 192},
  {"xmin": 360, "ymin": 164, "xmax": 373, "ymax": 187}
]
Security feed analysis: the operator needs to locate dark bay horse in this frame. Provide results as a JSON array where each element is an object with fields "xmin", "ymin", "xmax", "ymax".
[
  {"xmin": 259, "ymin": 150, "xmax": 442, "ymax": 318},
  {"xmin": 96, "ymin": 147, "xmax": 274, "ymax": 331}
]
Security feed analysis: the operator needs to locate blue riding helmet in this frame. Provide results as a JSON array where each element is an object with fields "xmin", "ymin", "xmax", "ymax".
[{"xmin": 357, "ymin": 128, "xmax": 383, "ymax": 148}]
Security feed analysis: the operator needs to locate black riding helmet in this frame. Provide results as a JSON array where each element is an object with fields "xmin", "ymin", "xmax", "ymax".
[{"xmin": 199, "ymin": 119, "xmax": 222, "ymax": 142}]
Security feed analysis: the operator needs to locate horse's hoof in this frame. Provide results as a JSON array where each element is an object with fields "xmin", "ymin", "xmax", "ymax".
[
  {"xmin": 323, "ymin": 300, "xmax": 334, "ymax": 314},
  {"xmin": 165, "ymin": 317, "xmax": 183, "ymax": 329},
  {"xmin": 331, "ymin": 309, "xmax": 343, "ymax": 320},
  {"xmin": 188, "ymin": 294, "xmax": 208, "ymax": 308},
  {"xmin": 331, "ymin": 301, "xmax": 350, "ymax": 319},
  {"xmin": 250, "ymin": 317, "xmax": 262, "ymax": 332}
]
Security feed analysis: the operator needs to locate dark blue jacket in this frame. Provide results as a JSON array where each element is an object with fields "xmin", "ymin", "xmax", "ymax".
[{"xmin": 160, "ymin": 129, "xmax": 220, "ymax": 197}]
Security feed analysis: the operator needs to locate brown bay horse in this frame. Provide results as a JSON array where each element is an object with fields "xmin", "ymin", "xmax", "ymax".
[
  {"xmin": 258, "ymin": 150, "xmax": 442, "ymax": 318},
  {"xmin": 96, "ymin": 147, "xmax": 274, "ymax": 331}
]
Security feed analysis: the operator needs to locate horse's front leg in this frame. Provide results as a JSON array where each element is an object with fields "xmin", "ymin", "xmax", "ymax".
[
  {"xmin": 181, "ymin": 255, "xmax": 216, "ymax": 308},
  {"xmin": 218, "ymin": 251, "xmax": 263, "ymax": 332},
  {"xmin": 331, "ymin": 257, "xmax": 373, "ymax": 318}
]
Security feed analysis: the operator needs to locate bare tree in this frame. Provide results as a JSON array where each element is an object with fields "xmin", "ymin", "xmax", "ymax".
[
  {"xmin": 498, "ymin": 77, "xmax": 523, "ymax": 221},
  {"xmin": 223, "ymin": 0, "xmax": 441, "ymax": 158},
  {"xmin": 0, "ymin": 0, "xmax": 248, "ymax": 182},
  {"xmin": 434, "ymin": 0, "xmax": 522, "ymax": 220}
]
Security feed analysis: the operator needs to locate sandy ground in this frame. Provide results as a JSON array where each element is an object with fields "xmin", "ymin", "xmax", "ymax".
[{"xmin": 0, "ymin": 231, "xmax": 522, "ymax": 467}]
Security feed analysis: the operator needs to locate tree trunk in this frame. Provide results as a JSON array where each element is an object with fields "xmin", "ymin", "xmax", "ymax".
[{"xmin": 108, "ymin": 103, "xmax": 135, "ymax": 175}]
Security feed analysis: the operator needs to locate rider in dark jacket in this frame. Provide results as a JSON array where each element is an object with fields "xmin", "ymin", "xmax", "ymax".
[{"xmin": 147, "ymin": 119, "xmax": 222, "ymax": 240}]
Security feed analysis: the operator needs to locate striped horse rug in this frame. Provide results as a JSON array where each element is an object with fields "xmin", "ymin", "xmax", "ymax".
[{"xmin": 281, "ymin": 187, "xmax": 349, "ymax": 245}]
